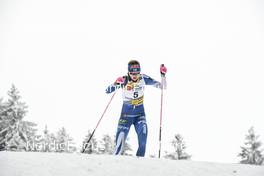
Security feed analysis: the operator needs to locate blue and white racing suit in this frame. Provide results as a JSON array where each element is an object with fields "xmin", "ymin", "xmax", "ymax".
[{"xmin": 106, "ymin": 74, "xmax": 166, "ymax": 157}]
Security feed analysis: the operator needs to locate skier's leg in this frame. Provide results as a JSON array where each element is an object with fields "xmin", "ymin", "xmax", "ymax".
[
  {"xmin": 134, "ymin": 115, "xmax": 148, "ymax": 157},
  {"xmin": 114, "ymin": 115, "xmax": 132, "ymax": 155}
]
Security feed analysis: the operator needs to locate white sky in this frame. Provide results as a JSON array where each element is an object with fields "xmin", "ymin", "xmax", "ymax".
[{"xmin": 1, "ymin": 0, "xmax": 264, "ymax": 163}]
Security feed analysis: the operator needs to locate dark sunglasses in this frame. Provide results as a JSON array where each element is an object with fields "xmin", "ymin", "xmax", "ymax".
[{"xmin": 129, "ymin": 72, "xmax": 140, "ymax": 76}]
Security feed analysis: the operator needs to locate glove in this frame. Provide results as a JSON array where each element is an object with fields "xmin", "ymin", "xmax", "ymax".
[
  {"xmin": 160, "ymin": 64, "xmax": 167, "ymax": 76},
  {"xmin": 115, "ymin": 76, "xmax": 125, "ymax": 84}
]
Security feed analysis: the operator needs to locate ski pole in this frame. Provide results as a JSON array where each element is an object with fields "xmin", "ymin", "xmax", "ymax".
[
  {"xmin": 82, "ymin": 91, "xmax": 117, "ymax": 153},
  {"xmin": 158, "ymin": 64, "xmax": 165, "ymax": 158}
]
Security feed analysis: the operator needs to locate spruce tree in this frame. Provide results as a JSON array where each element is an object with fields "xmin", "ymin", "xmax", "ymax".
[
  {"xmin": 164, "ymin": 134, "xmax": 191, "ymax": 160},
  {"xmin": 0, "ymin": 85, "xmax": 38, "ymax": 151},
  {"xmin": 82, "ymin": 130, "xmax": 98, "ymax": 154},
  {"xmin": 55, "ymin": 127, "xmax": 76, "ymax": 153},
  {"xmin": 20, "ymin": 120, "xmax": 41, "ymax": 151},
  {"xmin": 0, "ymin": 98, "xmax": 8, "ymax": 150},
  {"xmin": 35, "ymin": 125, "xmax": 56, "ymax": 152},
  {"xmin": 99, "ymin": 134, "xmax": 115, "ymax": 154},
  {"xmin": 42, "ymin": 125, "xmax": 51, "ymax": 152},
  {"xmin": 238, "ymin": 127, "xmax": 264, "ymax": 165}
]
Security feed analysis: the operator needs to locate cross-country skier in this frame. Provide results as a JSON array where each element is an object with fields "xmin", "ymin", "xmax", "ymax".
[{"xmin": 105, "ymin": 60, "xmax": 167, "ymax": 157}]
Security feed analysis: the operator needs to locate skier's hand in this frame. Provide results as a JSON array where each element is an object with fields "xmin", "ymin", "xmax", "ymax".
[
  {"xmin": 160, "ymin": 64, "xmax": 167, "ymax": 76},
  {"xmin": 115, "ymin": 76, "xmax": 125, "ymax": 84}
]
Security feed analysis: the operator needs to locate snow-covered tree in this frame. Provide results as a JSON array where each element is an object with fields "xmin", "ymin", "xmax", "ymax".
[
  {"xmin": 0, "ymin": 98, "xmax": 8, "ymax": 150},
  {"xmin": 97, "ymin": 134, "xmax": 132, "ymax": 155},
  {"xmin": 238, "ymin": 127, "xmax": 264, "ymax": 165},
  {"xmin": 164, "ymin": 134, "xmax": 191, "ymax": 160},
  {"xmin": 82, "ymin": 130, "xmax": 98, "ymax": 154},
  {"xmin": 0, "ymin": 85, "xmax": 38, "ymax": 151},
  {"xmin": 40, "ymin": 125, "xmax": 51, "ymax": 152},
  {"xmin": 99, "ymin": 134, "xmax": 115, "ymax": 154},
  {"xmin": 29, "ymin": 125, "xmax": 56, "ymax": 152},
  {"xmin": 55, "ymin": 127, "xmax": 76, "ymax": 153},
  {"xmin": 20, "ymin": 121, "xmax": 41, "ymax": 151}
]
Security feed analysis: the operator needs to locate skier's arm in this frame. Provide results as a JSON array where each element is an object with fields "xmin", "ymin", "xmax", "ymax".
[
  {"xmin": 105, "ymin": 76, "xmax": 126, "ymax": 94},
  {"xmin": 142, "ymin": 74, "xmax": 167, "ymax": 89}
]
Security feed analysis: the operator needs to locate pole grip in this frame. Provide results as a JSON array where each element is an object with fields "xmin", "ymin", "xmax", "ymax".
[{"xmin": 160, "ymin": 64, "xmax": 165, "ymax": 77}]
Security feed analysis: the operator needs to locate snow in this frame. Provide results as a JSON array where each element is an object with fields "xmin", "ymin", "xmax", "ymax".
[{"xmin": 1, "ymin": 152, "xmax": 264, "ymax": 176}]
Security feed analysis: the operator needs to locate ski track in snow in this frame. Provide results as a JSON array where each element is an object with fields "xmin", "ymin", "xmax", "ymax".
[{"xmin": 0, "ymin": 152, "xmax": 264, "ymax": 176}]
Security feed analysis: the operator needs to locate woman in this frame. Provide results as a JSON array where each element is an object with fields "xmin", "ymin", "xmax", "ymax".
[{"xmin": 106, "ymin": 60, "xmax": 167, "ymax": 157}]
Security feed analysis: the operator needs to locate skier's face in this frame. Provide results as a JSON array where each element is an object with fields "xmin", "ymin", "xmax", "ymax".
[{"xmin": 129, "ymin": 72, "xmax": 140, "ymax": 81}]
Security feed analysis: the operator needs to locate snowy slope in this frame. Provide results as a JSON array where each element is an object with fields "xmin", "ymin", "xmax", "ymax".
[{"xmin": 0, "ymin": 152, "xmax": 264, "ymax": 176}]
